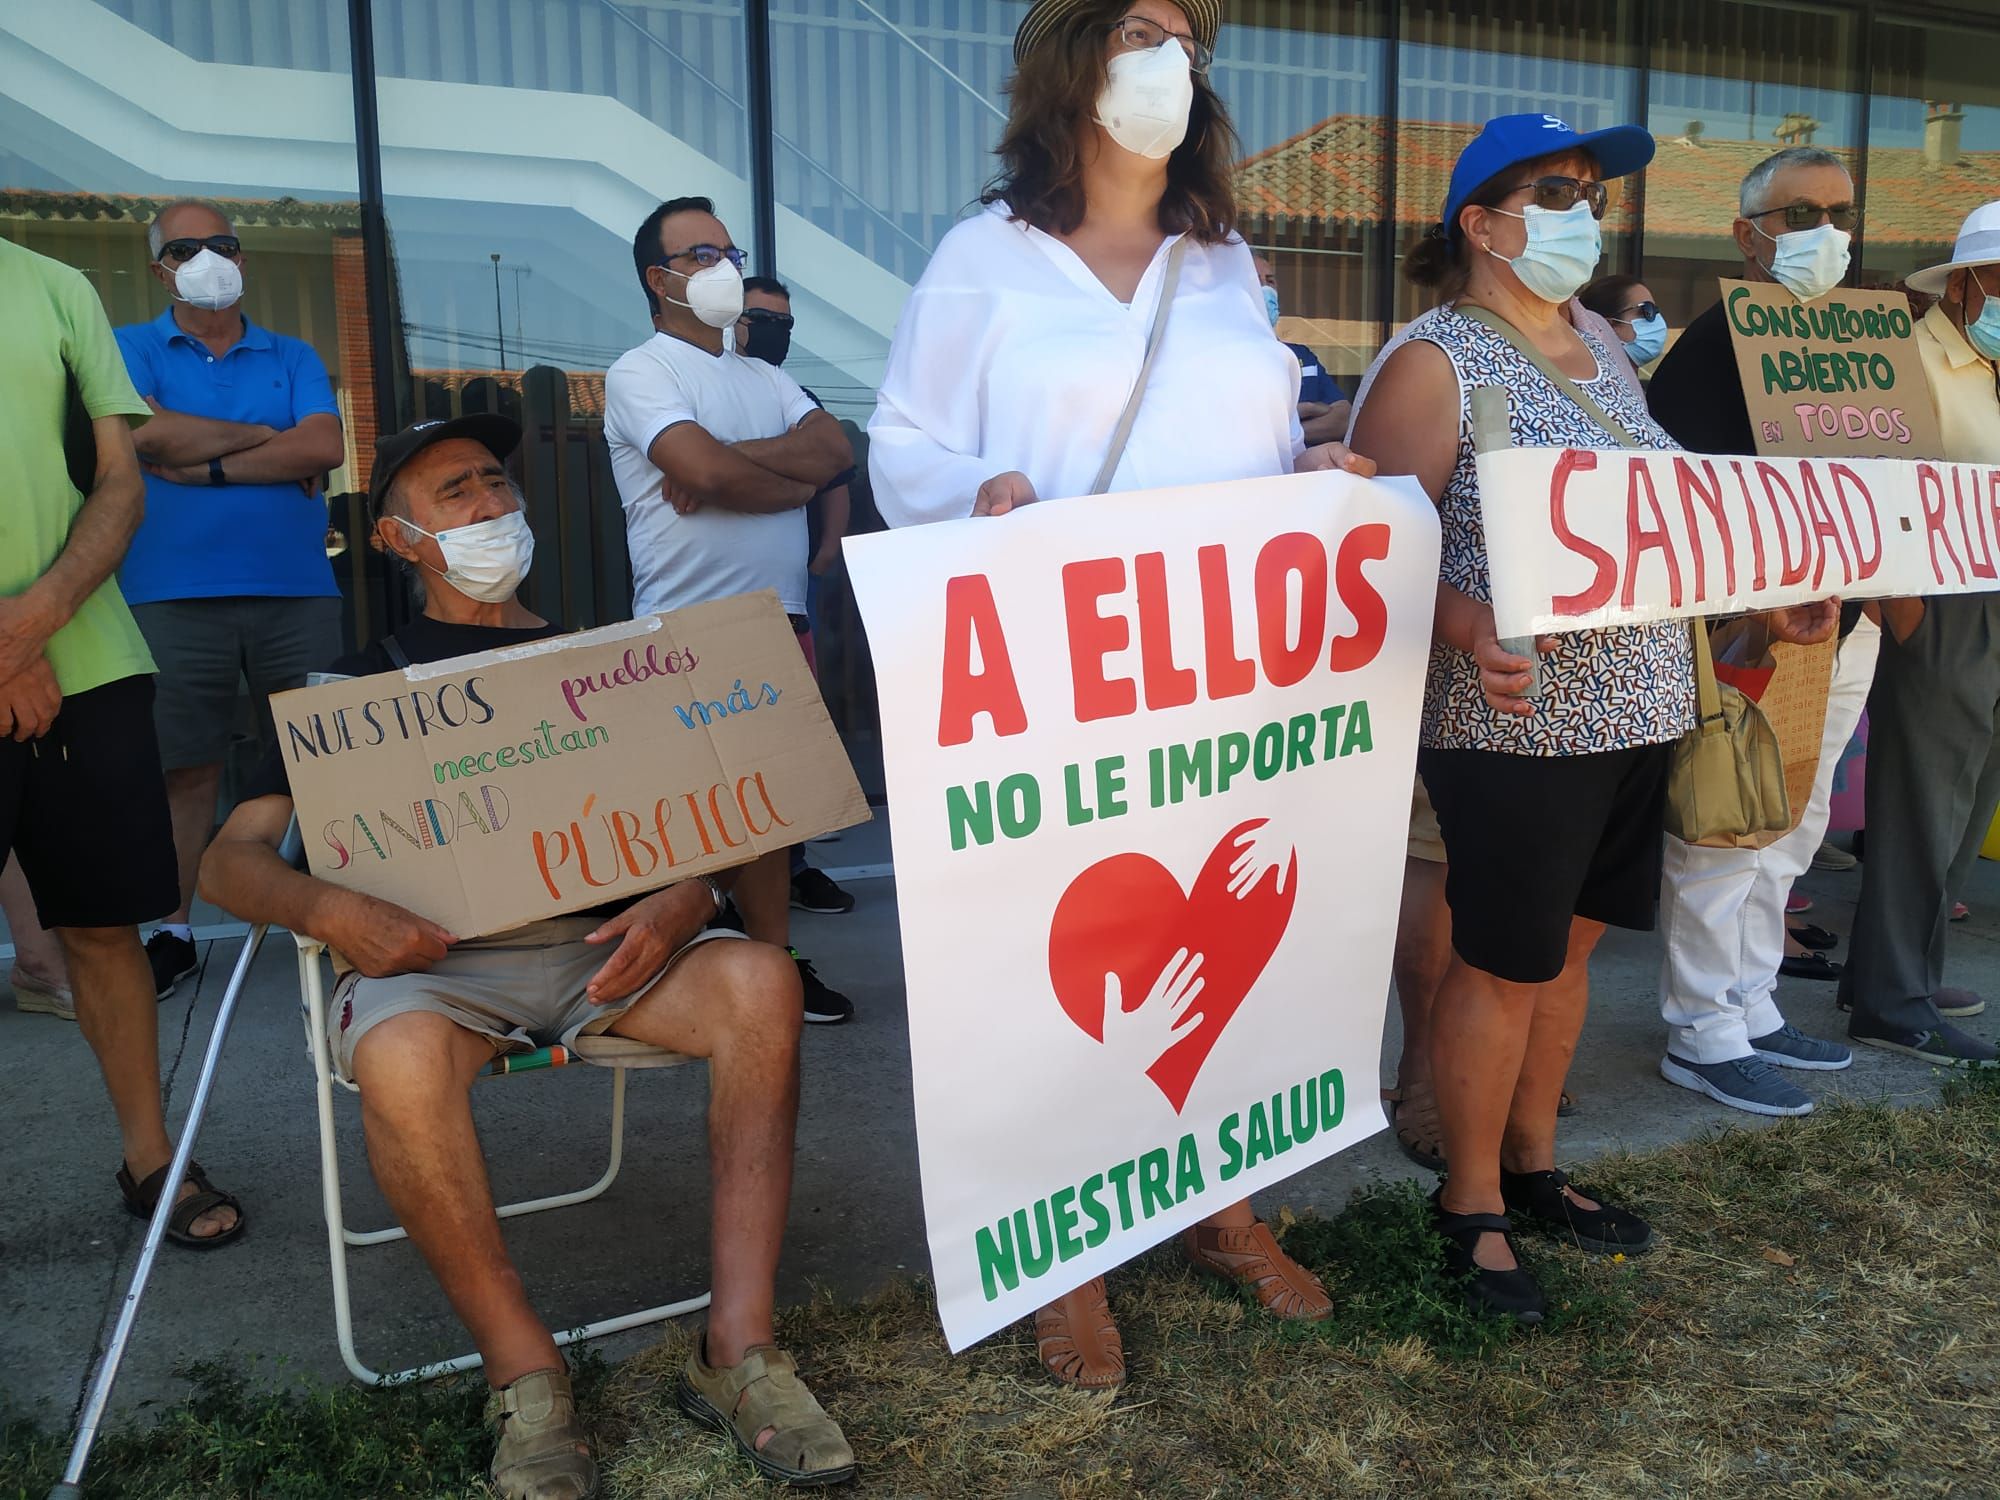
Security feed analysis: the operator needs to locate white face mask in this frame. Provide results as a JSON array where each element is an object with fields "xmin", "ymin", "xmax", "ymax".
[
  {"xmin": 1488, "ymin": 201, "xmax": 1603, "ymax": 305},
  {"xmin": 1759, "ymin": 222, "xmax": 1851, "ymax": 304},
  {"xmin": 172, "ymin": 247, "xmax": 244, "ymax": 311},
  {"xmin": 395, "ymin": 510, "xmax": 535, "ymax": 602},
  {"xmin": 666, "ymin": 260, "xmax": 745, "ymax": 328},
  {"xmin": 1095, "ymin": 39, "xmax": 1194, "ymax": 160}
]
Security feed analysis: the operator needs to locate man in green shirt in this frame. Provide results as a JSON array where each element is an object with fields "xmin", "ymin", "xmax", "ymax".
[{"xmin": 0, "ymin": 237, "xmax": 244, "ymax": 1247}]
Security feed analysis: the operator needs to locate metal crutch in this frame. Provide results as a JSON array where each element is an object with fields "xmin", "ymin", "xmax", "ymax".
[{"xmin": 49, "ymin": 822, "xmax": 298, "ymax": 1500}]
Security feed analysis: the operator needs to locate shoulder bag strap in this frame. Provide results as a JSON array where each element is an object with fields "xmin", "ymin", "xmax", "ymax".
[
  {"xmin": 1455, "ymin": 303, "xmax": 1646, "ymax": 452},
  {"xmin": 381, "ymin": 633, "xmax": 413, "ymax": 670},
  {"xmin": 1088, "ymin": 235, "xmax": 1189, "ymax": 496},
  {"xmin": 1458, "ymin": 303, "xmax": 1716, "ymax": 711}
]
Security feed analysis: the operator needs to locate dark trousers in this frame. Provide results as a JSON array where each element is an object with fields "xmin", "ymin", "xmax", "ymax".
[{"xmin": 1839, "ymin": 596, "xmax": 2000, "ymax": 1032}]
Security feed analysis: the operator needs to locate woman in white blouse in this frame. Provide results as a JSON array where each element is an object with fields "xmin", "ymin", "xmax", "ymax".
[{"xmin": 870, "ymin": 0, "xmax": 1370, "ymax": 1390}]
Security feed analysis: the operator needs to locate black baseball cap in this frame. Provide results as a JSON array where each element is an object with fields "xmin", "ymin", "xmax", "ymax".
[{"xmin": 368, "ymin": 414, "xmax": 520, "ymax": 519}]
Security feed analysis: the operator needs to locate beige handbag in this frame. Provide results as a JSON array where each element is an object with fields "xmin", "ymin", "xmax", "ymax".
[{"xmin": 1457, "ymin": 304, "xmax": 1791, "ymax": 846}]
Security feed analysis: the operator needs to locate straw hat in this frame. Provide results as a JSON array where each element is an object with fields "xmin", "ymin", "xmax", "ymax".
[
  {"xmin": 1907, "ymin": 201, "xmax": 2000, "ymax": 296},
  {"xmin": 1013, "ymin": 0, "xmax": 1222, "ymax": 65}
]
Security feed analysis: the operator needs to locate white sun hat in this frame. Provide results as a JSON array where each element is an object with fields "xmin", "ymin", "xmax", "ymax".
[{"xmin": 1907, "ymin": 200, "xmax": 2000, "ymax": 296}]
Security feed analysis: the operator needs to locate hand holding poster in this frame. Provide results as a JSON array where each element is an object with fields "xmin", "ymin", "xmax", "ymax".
[
  {"xmin": 845, "ymin": 472, "xmax": 1439, "ymax": 1352},
  {"xmin": 271, "ymin": 592, "xmax": 870, "ymax": 939},
  {"xmin": 1477, "ymin": 446, "xmax": 2000, "ymax": 638},
  {"xmin": 1718, "ymin": 278, "xmax": 1945, "ymax": 458}
]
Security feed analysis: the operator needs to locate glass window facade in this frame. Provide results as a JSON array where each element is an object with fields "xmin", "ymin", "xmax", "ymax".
[{"xmin": 4, "ymin": 0, "xmax": 1994, "ymax": 796}]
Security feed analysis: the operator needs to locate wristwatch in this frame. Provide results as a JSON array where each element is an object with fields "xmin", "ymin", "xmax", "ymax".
[
  {"xmin": 208, "ymin": 456, "xmax": 227, "ymax": 486},
  {"xmin": 695, "ymin": 874, "xmax": 726, "ymax": 915}
]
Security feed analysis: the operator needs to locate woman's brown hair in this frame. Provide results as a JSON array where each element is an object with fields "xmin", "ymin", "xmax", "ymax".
[
  {"xmin": 984, "ymin": 0, "xmax": 1241, "ymax": 244},
  {"xmin": 1405, "ymin": 147, "xmax": 1600, "ymax": 303}
]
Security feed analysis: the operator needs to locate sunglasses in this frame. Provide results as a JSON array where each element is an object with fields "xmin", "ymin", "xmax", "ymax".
[
  {"xmin": 1745, "ymin": 202, "xmax": 1863, "ymax": 233},
  {"xmin": 660, "ymin": 243, "xmax": 746, "ymax": 272},
  {"xmin": 1108, "ymin": 16, "xmax": 1212, "ymax": 73},
  {"xmin": 158, "ymin": 234, "xmax": 242, "ymax": 264},
  {"xmin": 739, "ymin": 308, "xmax": 795, "ymax": 330},
  {"xmin": 1614, "ymin": 301, "xmax": 1661, "ymax": 325},
  {"xmin": 1510, "ymin": 176, "xmax": 1610, "ymax": 220}
]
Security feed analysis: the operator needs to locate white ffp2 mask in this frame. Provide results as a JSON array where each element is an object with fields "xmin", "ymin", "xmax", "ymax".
[
  {"xmin": 667, "ymin": 260, "xmax": 745, "ymax": 328},
  {"xmin": 172, "ymin": 248, "xmax": 244, "ymax": 311},
  {"xmin": 1095, "ymin": 41, "xmax": 1194, "ymax": 160}
]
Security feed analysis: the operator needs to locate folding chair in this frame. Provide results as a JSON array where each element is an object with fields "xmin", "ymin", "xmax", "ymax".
[{"xmin": 296, "ymin": 934, "xmax": 711, "ymax": 1385}]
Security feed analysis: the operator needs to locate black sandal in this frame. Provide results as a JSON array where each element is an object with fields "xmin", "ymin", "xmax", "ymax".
[
  {"xmin": 1499, "ymin": 1167, "xmax": 1651, "ymax": 1255},
  {"xmin": 115, "ymin": 1159, "xmax": 245, "ymax": 1250},
  {"xmin": 1430, "ymin": 1191, "xmax": 1546, "ymax": 1325}
]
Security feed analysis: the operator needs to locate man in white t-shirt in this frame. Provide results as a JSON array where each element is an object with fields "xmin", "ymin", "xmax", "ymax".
[{"xmin": 605, "ymin": 196, "xmax": 857, "ymax": 1024}]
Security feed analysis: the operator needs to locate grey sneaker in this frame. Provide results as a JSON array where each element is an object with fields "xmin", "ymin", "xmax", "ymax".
[
  {"xmin": 1812, "ymin": 839, "xmax": 1858, "ymax": 871},
  {"xmin": 1849, "ymin": 1018, "xmax": 1999, "ymax": 1067},
  {"xmin": 1660, "ymin": 1053, "xmax": 1814, "ymax": 1116},
  {"xmin": 1750, "ymin": 1024, "xmax": 1853, "ymax": 1071}
]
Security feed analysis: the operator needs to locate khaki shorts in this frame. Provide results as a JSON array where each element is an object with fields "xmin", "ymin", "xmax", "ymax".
[
  {"xmin": 1408, "ymin": 774, "xmax": 1446, "ymax": 864},
  {"xmin": 326, "ymin": 913, "xmax": 745, "ymax": 1083}
]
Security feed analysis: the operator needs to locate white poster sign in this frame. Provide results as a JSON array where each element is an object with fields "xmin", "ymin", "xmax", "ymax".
[
  {"xmin": 845, "ymin": 472, "xmax": 1440, "ymax": 1352},
  {"xmin": 1478, "ymin": 448, "xmax": 2000, "ymax": 639}
]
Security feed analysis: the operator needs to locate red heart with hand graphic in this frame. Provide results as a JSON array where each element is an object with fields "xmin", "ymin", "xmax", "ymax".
[{"xmin": 1047, "ymin": 819, "xmax": 1298, "ymax": 1112}]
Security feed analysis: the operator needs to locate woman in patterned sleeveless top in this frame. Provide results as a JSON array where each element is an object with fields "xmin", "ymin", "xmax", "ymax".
[{"xmin": 1350, "ymin": 116, "xmax": 1836, "ymax": 1325}]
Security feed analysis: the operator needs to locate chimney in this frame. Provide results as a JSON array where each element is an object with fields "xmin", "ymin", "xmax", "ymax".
[{"xmin": 1925, "ymin": 100, "xmax": 1965, "ymax": 169}]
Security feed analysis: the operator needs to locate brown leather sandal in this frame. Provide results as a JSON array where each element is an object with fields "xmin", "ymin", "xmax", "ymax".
[
  {"xmin": 1183, "ymin": 1219, "xmax": 1333, "ymax": 1321},
  {"xmin": 1389, "ymin": 1074, "xmax": 1446, "ymax": 1172},
  {"xmin": 1033, "ymin": 1276, "xmax": 1124, "ymax": 1389}
]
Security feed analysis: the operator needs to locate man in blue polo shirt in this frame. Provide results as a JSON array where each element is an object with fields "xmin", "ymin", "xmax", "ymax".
[{"xmin": 116, "ymin": 198, "xmax": 346, "ymax": 998}]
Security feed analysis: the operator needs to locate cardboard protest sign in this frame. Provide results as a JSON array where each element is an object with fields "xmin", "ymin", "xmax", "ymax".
[
  {"xmin": 845, "ymin": 472, "xmax": 1439, "ymax": 1352},
  {"xmin": 1718, "ymin": 278, "xmax": 1944, "ymax": 458},
  {"xmin": 1476, "ymin": 447, "xmax": 2000, "ymax": 638},
  {"xmin": 271, "ymin": 592, "xmax": 870, "ymax": 939}
]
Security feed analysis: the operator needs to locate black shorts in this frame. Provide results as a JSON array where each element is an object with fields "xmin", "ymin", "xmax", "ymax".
[
  {"xmin": 1418, "ymin": 741, "xmax": 1670, "ymax": 984},
  {"xmin": 1, "ymin": 674, "xmax": 178, "ymax": 929}
]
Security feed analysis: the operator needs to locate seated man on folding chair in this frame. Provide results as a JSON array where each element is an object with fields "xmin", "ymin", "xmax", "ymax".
[{"xmin": 199, "ymin": 415, "xmax": 856, "ymax": 1499}]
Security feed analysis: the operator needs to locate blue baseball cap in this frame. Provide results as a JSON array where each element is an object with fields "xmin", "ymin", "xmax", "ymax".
[{"xmin": 1441, "ymin": 113, "xmax": 1656, "ymax": 242}]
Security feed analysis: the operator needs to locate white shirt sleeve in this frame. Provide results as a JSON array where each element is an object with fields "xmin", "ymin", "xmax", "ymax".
[
  {"xmin": 763, "ymin": 363, "xmax": 820, "ymax": 430},
  {"xmin": 604, "ymin": 348, "xmax": 695, "ymax": 461},
  {"xmin": 868, "ymin": 245, "xmax": 1007, "ymax": 528}
]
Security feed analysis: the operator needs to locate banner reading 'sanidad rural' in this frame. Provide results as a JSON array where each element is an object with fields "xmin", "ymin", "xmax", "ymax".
[
  {"xmin": 1476, "ymin": 448, "xmax": 2000, "ymax": 639},
  {"xmin": 271, "ymin": 593, "xmax": 871, "ymax": 939},
  {"xmin": 846, "ymin": 473, "xmax": 1440, "ymax": 1352}
]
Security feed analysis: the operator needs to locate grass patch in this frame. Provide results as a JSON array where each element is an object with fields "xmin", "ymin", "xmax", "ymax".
[{"xmin": 8, "ymin": 1072, "xmax": 1999, "ymax": 1497}]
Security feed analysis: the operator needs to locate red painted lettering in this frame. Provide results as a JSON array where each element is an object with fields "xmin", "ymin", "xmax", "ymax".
[
  {"xmin": 1328, "ymin": 523, "xmax": 1391, "ymax": 673},
  {"xmin": 1549, "ymin": 449, "xmax": 1616, "ymax": 614},
  {"xmin": 1197, "ymin": 544, "xmax": 1256, "ymax": 700},
  {"xmin": 936, "ymin": 574, "xmax": 1029, "ymax": 746},
  {"xmin": 1623, "ymin": 459, "xmax": 1684, "ymax": 609},
  {"xmin": 1252, "ymin": 533, "xmax": 1328, "ymax": 688},
  {"xmin": 1133, "ymin": 552, "xmax": 1197, "ymax": 709}
]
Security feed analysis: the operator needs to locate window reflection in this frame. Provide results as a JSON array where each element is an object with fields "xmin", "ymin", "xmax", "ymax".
[
  {"xmin": 1866, "ymin": 16, "xmax": 2000, "ymax": 293},
  {"xmin": 1393, "ymin": 0, "xmax": 1641, "ymax": 327},
  {"xmin": 1643, "ymin": 0, "xmax": 1860, "ymax": 324}
]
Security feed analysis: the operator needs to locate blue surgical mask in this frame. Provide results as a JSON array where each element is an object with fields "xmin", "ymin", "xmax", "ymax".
[
  {"xmin": 1262, "ymin": 285, "xmax": 1281, "ymax": 328},
  {"xmin": 1488, "ymin": 201, "xmax": 1603, "ymax": 305},
  {"xmin": 1967, "ymin": 290, "xmax": 2000, "ymax": 362},
  {"xmin": 1624, "ymin": 312, "xmax": 1669, "ymax": 366}
]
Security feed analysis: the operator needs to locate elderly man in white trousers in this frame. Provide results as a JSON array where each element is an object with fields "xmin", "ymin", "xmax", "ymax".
[{"xmin": 1656, "ymin": 621, "xmax": 1877, "ymax": 1114}]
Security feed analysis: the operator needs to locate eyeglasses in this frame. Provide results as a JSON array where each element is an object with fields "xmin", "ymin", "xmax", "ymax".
[
  {"xmin": 1509, "ymin": 176, "xmax": 1610, "ymax": 220},
  {"xmin": 739, "ymin": 308, "xmax": 794, "ymax": 330},
  {"xmin": 1614, "ymin": 301, "xmax": 1661, "ymax": 325},
  {"xmin": 1745, "ymin": 202, "xmax": 1863, "ymax": 233},
  {"xmin": 1108, "ymin": 16, "xmax": 1211, "ymax": 73},
  {"xmin": 157, "ymin": 235, "xmax": 242, "ymax": 264},
  {"xmin": 660, "ymin": 244, "xmax": 746, "ymax": 272}
]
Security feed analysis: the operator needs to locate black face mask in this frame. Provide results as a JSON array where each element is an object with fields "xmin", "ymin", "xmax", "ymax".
[{"xmin": 741, "ymin": 318, "xmax": 792, "ymax": 367}]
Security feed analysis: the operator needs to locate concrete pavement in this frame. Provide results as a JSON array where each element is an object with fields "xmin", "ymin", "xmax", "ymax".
[{"xmin": 4, "ymin": 833, "xmax": 1995, "ymax": 1432}]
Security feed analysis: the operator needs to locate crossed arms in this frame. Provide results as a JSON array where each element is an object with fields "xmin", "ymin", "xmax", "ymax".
[
  {"xmin": 647, "ymin": 408, "xmax": 852, "ymax": 517},
  {"xmin": 134, "ymin": 399, "xmax": 344, "ymax": 490}
]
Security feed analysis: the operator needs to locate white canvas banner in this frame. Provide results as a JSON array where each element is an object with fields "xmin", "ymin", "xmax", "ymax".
[
  {"xmin": 845, "ymin": 472, "xmax": 1440, "ymax": 1352},
  {"xmin": 1478, "ymin": 447, "xmax": 2000, "ymax": 638}
]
